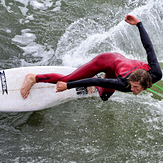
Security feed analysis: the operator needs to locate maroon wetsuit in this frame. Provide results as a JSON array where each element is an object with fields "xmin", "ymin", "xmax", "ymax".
[{"xmin": 36, "ymin": 22, "xmax": 162, "ymax": 101}]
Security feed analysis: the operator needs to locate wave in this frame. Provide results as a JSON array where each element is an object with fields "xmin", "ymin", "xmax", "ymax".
[{"xmin": 55, "ymin": 0, "xmax": 163, "ymax": 67}]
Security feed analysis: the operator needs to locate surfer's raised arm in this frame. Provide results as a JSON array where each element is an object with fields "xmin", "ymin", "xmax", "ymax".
[{"xmin": 126, "ymin": 15, "xmax": 162, "ymax": 83}]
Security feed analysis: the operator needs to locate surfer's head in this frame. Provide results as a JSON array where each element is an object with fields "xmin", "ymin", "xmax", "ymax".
[{"xmin": 127, "ymin": 69, "xmax": 152, "ymax": 95}]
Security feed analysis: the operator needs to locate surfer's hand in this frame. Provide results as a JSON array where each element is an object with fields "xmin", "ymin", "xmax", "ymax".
[
  {"xmin": 56, "ymin": 81, "xmax": 67, "ymax": 92},
  {"xmin": 125, "ymin": 15, "xmax": 140, "ymax": 25}
]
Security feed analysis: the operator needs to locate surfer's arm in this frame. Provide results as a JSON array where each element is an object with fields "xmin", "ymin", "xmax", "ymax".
[
  {"xmin": 66, "ymin": 77, "xmax": 130, "ymax": 92},
  {"xmin": 125, "ymin": 15, "xmax": 162, "ymax": 82},
  {"xmin": 136, "ymin": 22, "xmax": 162, "ymax": 82}
]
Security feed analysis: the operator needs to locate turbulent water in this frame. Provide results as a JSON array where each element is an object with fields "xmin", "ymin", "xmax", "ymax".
[{"xmin": 0, "ymin": 0, "xmax": 163, "ymax": 162}]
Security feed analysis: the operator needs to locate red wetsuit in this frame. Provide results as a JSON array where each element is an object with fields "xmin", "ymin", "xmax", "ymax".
[{"xmin": 36, "ymin": 22, "xmax": 162, "ymax": 101}]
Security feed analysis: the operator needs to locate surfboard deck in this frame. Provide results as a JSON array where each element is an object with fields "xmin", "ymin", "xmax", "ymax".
[{"xmin": 0, "ymin": 66, "xmax": 95, "ymax": 112}]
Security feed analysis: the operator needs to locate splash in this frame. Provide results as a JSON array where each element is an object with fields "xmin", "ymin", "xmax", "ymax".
[
  {"xmin": 55, "ymin": 18, "xmax": 106, "ymax": 67},
  {"xmin": 55, "ymin": 0, "xmax": 163, "ymax": 68}
]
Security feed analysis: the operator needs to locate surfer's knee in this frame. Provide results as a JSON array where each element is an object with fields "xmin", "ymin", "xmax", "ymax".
[{"xmin": 100, "ymin": 91, "xmax": 114, "ymax": 101}]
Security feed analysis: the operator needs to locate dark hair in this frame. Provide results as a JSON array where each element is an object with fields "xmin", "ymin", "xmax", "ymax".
[{"xmin": 127, "ymin": 69, "xmax": 152, "ymax": 90}]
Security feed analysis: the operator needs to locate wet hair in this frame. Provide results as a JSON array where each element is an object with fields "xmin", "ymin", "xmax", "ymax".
[{"xmin": 127, "ymin": 69, "xmax": 152, "ymax": 90}]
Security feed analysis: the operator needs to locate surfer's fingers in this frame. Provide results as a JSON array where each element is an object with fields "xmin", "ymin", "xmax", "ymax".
[
  {"xmin": 56, "ymin": 87, "xmax": 64, "ymax": 92},
  {"xmin": 56, "ymin": 84, "xmax": 67, "ymax": 93},
  {"xmin": 56, "ymin": 85, "xmax": 64, "ymax": 92},
  {"xmin": 56, "ymin": 89, "xmax": 62, "ymax": 93}
]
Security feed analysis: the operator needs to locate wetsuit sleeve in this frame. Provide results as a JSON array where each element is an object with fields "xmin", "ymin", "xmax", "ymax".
[
  {"xmin": 67, "ymin": 77, "xmax": 131, "ymax": 92},
  {"xmin": 136, "ymin": 22, "xmax": 162, "ymax": 82}
]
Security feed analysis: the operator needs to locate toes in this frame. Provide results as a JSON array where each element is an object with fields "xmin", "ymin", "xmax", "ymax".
[{"xmin": 23, "ymin": 91, "xmax": 29, "ymax": 99}]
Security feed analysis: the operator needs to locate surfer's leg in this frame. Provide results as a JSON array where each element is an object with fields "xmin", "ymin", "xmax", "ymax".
[
  {"xmin": 35, "ymin": 53, "xmax": 117, "ymax": 83},
  {"xmin": 36, "ymin": 73, "xmax": 64, "ymax": 83},
  {"xmin": 34, "ymin": 53, "xmax": 108, "ymax": 84},
  {"xmin": 95, "ymin": 87, "xmax": 115, "ymax": 101},
  {"xmin": 59, "ymin": 53, "xmax": 115, "ymax": 94},
  {"xmin": 95, "ymin": 73, "xmax": 115, "ymax": 101},
  {"xmin": 21, "ymin": 73, "xmax": 36, "ymax": 99},
  {"xmin": 60, "ymin": 53, "xmax": 116, "ymax": 82},
  {"xmin": 61, "ymin": 53, "xmax": 117, "ymax": 96}
]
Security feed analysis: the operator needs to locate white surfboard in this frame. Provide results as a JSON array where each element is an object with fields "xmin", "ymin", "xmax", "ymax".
[{"xmin": 0, "ymin": 66, "xmax": 95, "ymax": 112}]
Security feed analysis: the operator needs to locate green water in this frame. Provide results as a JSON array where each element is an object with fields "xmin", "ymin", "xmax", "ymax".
[{"xmin": 0, "ymin": 0, "xmax": 163, "ymax": 162}]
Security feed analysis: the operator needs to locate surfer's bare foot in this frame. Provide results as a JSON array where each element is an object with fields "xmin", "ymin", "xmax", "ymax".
[
  {"xmin": 21, "ymin": 73, "xmax": 36, "ymax": 99},
  {"xmin": 87, "ymin": 86, "xmax": 96, "ymax": 94}
]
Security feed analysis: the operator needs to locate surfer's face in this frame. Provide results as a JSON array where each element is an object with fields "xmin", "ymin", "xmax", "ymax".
[{"xmin": 130, "ymin": 81, "xmax": 144, "ymax": 95}]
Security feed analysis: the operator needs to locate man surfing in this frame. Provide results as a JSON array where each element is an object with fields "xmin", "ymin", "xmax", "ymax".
[{"xmin": 21, "ymin": 15, "xmax": 162, "ymax": 101}]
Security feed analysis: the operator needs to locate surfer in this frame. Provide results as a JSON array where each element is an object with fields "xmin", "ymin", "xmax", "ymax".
[{"xmin": 21, "ymin": 15, "xmax": 162, "ymax": 100}]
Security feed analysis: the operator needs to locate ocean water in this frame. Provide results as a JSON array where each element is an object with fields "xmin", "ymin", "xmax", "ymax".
[{"xmin": 0, "ymin": 0, "xmax": 163, "ymax": 162}]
